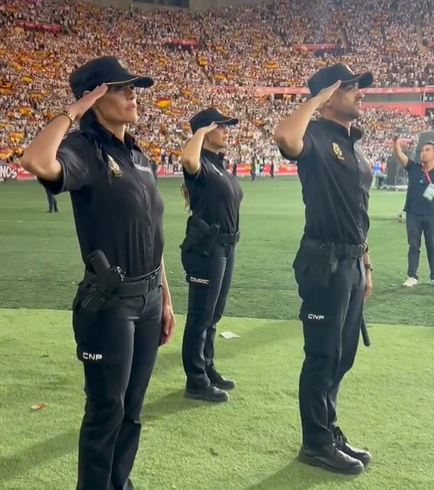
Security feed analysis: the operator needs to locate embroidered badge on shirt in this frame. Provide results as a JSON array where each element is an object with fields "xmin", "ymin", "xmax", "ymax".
[
  {"xmin": 107, "ymin": 156, "xmax": 123, "ymax": 177},
  {"xmin": 332, "ymin": 143, "xmax": 344, "ymax": 161}
]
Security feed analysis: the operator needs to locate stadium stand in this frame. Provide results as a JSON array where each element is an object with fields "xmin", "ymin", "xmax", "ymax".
[{"xmin": 0, "ymin": 0, "xmax": 433, "ymax": 177}]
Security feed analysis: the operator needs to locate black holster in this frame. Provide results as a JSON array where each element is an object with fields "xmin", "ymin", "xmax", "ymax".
[
  {"xmin": 77, "ymin": 250, "xmax": 125, "ymax": 314},
  {"xmin": 180, "ymin": 219, "xmax": 220, "ymax": 285},
  {"xmin": 181, "ymin": 218, "xmax": 220, "ymax": 257}
]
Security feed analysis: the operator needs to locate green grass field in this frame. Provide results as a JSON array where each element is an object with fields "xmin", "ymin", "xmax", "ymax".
[{"xmin": 1, "ymin": 178, "xmax": 433, "ymax": 489}]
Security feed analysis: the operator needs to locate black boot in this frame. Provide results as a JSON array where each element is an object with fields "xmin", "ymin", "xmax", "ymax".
[
  {"xmin": 298, "ymin": 443, "xmax": 364, "ymax": 475},
  {"xmin": 333, "ymin": 427, "xmax": 372, "ymax": 467},
  {"xmin": 206, "ymin": 366, "xmax": 236, "ymax": 390},
  {"xmin": 185, "ymin": 384, "xmax": 229, "ymax": 403}
]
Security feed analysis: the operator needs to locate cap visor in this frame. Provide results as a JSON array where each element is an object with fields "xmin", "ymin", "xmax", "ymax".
[
  {"xmin": 216, "ymin": 117, "xmax": 239, "ymax": 126},
  {"xmin": 106, "ymin": 76, "xmax": 154, "ymax": 89},
  {"xmin": 342, "ymin": 72, "xmax": 373, "ymax": 89}
]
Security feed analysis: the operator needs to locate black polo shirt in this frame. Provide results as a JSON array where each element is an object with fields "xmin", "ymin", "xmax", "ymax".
[
  {"xmin": 183, "ymin": 148, "xmax": 243, "ymax": 234},
  {"xmin": 39, "ymin": 124, "xmax": 164, "ymax": 276},
  {"xmin": 279, "ymin": 118, "xmax": 373, "ymax": 245},
  {"xmin": 403, "ymin": 160, "xmax": 434, "ymax": 215}
]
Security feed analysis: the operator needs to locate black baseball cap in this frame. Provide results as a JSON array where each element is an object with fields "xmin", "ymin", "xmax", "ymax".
[
  {"xmin": 69, "ymin": 56, "xmax": 154, "ymax": 99},
  {"xmin": 308, "ymin": 63, "xmax": 373, "ymax": 97},
  {"xmin": 189, "ymin": 107, "xmax": 239, "ymax": 134}
]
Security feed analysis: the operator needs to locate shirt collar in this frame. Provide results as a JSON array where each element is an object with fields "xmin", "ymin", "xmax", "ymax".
[
  {"xmin": 318, "ymin": 118, "xmax": 363, "ymax": 141},
  {"xmin": 90, "ymin": 122, "xmax": 135, "ymax": 150},
  {"xmin": 201, "ymin": 148, "xmax": 225, "ymax": 165}
]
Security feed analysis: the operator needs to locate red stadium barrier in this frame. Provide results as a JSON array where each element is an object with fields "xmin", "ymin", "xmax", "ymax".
[
  {"xmin": 1, "ymin": 162, "xmax": 297, "ymax": 181},
  {"xmin": 17, "ymin": 167, "xmax": 36, "ymax": 180},
  {"xmin": 156, "ymin": 163, "xmax": 298, "ymax": 177}
]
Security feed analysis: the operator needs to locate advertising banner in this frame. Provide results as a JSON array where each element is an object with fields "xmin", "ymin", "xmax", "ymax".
[{"xmin": 0, "ymin": 162, "xmax": 18, "ymax": 182}]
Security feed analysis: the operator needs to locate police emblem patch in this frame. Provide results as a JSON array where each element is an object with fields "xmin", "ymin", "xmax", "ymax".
[
  {"xmin": 332, "ymin": 143, "xmax": 344, "ymax": 161},
  {"xmin": 107, "ymin": 155, "xmax": 123, "ymax": 177}
]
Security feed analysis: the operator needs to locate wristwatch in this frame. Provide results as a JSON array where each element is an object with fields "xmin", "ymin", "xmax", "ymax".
[{"xmin": 364, "ymin": 264, "xmax": 373, "ymax": 272}]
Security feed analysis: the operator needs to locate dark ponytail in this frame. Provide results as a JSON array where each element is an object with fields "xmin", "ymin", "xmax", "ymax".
[{"xmin": 180, "ymin": 182, "xmax": 190, "ymax": 210}]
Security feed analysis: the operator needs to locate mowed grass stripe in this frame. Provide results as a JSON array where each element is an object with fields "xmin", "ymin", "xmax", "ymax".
[
  {"xmin": 0, "ymin": 310, "xmax": 433, "ymax": 489},
  {"xmin": 0, "ymin": 179, "xmax": 433, "ymax": 326}
]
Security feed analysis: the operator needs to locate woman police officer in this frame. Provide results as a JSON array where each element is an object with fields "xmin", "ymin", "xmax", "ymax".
[
  {"xmin": 179, "ymin": 107, "xmax": 243, "ymax": 403},
  {"xmin": 20, "ymin": 56, "xmax": 176, "ymax": 490}
]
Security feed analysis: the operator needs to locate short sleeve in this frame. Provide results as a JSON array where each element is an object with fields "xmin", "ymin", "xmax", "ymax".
[
  {"xmin": 278, "ymin": 131, "xmax": 315, "ymax": 163},
  {"xmin": 404, "ymin": 159, "xmax": 416, "ymax": 173},
  {"xmin": 182, "ymin": 159, "xmax": 209, "ymax": 181},
  {"xmin": 38, "ymin": 132, "xmax": 95, "ymax": 195}
]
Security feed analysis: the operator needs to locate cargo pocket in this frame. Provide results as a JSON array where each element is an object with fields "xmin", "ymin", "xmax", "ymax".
[
  {"xmin": 180, "ymin": 238, "xmax": 212, "ymax": 286},
  {"xmin": 72, "ymin": 292, "xmax": 125, "ymax": 365},
  {"xmin": 293, "ymin": 248, "xmax": 334, "ymax": 288},
  {"xmin": 299, "ymin": 303, "xmax": 338, "ymax": 357}
]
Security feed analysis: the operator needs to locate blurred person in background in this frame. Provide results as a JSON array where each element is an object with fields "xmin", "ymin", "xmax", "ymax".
[{"xmin": 393, "ymin": 136, "xmax": 434, "ymax": 287}]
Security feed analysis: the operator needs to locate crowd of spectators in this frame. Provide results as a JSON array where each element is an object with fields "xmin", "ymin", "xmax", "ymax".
[{"xmin": 0, "ymin": 0, "xmax": 433, "ymax": 169}]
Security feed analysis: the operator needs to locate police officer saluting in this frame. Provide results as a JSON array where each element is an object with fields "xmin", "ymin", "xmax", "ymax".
[
  {"xmin": 179, "ymin": 108, "xmax": 243, "ymax": 403},
  {"xmin": 20, "ymin": 56, "xmax": 176, "ymax": 490},
  {"xmin": 274, "ymin": 63, "xmax": 373, "ymax": 475}
]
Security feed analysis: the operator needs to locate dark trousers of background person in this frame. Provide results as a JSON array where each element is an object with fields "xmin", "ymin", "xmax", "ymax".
[
  {"xmin": 293, "ymin": 251, "xmax": 365, "ymax": 449},
  {"xmin": 182, "ymin": 244, "xmax": 235, "ymax": 389},
  {"xmin": 45, "ymin": 188, "xmax": 58, "ymax": 212},
  {"xmin": 73, "ymin": 286, "xmax": 162, "ymax": 490},
  {"xmin": 406, "ymin": 212, "xmax": 434, "ymax": 280}
]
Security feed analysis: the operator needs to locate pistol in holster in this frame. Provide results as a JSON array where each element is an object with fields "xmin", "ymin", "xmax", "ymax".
[
  {"xmin": 79, "ymin": 250, "xmax": 125, "ymax": 314},
  {"xmin": 294, "ymin": 242, "xmax": 339, "ymax": 287},
  {"xmin": 181, "ymin": 218, "xmax": 220, "ymax": 257}
]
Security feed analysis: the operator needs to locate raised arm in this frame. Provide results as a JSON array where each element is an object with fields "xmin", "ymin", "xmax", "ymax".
[
  {"xmin": 21, "ymin": 85, "xmax": 107, "ymax": 183},
  {"xmin": 274, "ymin": 81, "xmax": 342, "ymax": 160},
  {"xmin": 392, "ymin": 135, "xmax": 409, "ymax": 167}
]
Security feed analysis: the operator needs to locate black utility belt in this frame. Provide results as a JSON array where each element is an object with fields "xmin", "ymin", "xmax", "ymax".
[
  {"xmin": 302, "ymin": 239, "xmax": 366, "ymax": 259},
  {"xmin": 83, "ymin": 265, "xmax": 162, "ymax": 298},
  {"xmin": 218, "ymin": 231, "xmax": 240, "ymax": 245},
  {"xmin": 187, "ymin": 225, "xmax": 240, "ymax": 245}
]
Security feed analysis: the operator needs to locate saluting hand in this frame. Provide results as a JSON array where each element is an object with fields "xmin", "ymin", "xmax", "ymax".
[
  {"xmin": 314, "ymin": 80, "xmax": 342, "ymax": 107},
  {"xmin": 67, "ymin": 84, "xmax": 108, "ymax": 119},
  {"xmin": 160, "ymin": 303, "xmax": 176, "ymax": 346},
  {"xmin": 197, "ymin": 122, "xmax": 219, "ymax": 134}
]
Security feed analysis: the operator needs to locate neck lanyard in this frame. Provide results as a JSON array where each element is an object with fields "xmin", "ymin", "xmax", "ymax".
[{"xmin": 424, "ymin": 170, "xmax": 432, "ymax": 184}]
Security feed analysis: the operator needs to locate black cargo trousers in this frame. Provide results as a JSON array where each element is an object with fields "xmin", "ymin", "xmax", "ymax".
[
  {"xmin": 180, "ymin": 223, "xmax": 239, "ymax": 389},
  {"xmin": 405, "ymin": 212, "xmax": 434, "ymax": 280},
  {"xmin": 292, "ymin": 240, "xmax": 366, "ymax": 449},
  {"xmin": 72, "ymin": 269, "xmax": 163, "ymax": 490}
]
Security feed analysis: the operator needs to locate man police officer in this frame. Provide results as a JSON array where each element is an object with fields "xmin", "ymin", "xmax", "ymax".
[{"xmin": 274, "ymin": 63, "xmax": 374, "ymax": 475}]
